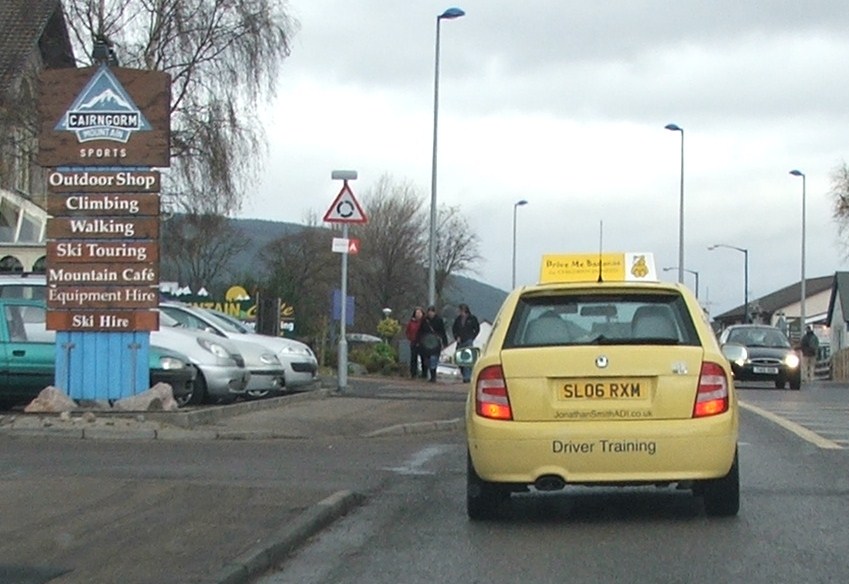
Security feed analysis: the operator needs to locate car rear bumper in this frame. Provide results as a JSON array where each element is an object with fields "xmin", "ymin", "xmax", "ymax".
[
  {"xmin": 284, "ymin": 360, "xmax": 318, "ymax": 387},
  {"xmin": 150, "ymin": 364, "xmax": 197, "ymax": 401},
  {"xmin": 246, "ymin": 368, "xmax": 286, "ymax": 392},
  {"xmin": 201, "ymin": 365, "xmax": 250, "ymax": 397},
  {"xmin": 467, "ymin": 413, "xmax": 738, "ymax": 484}
]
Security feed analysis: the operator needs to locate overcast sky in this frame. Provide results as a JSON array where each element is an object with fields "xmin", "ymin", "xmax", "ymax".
[{"xmin": 242, "ymin": 0, "xmax": 849, "ymax": 317}]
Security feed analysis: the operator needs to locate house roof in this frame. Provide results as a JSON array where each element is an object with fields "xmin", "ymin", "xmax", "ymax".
[
  {"xmin": 0, "ymin": 0, "xmax": 74, "ymax": 95},
  {"xmin": 714, "ymin": 275, "xmax": 834, "ymax": 321},
  {"xmin": 826, "ymin": 272, "xmax": 849, "ymax": 325}
]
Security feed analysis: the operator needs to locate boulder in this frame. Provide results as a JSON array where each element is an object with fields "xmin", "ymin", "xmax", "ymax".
[
  {"xmin": 24, "ymin": 387, "xmax": 77, "ymax": 413},
  {"xmin": 113, "ymin": 383, "xmax": 178, "ymax": 412}
]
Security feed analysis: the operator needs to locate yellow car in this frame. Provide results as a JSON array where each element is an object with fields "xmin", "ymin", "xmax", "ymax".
[{"xmin": 465, "ymin": 255, "xmax": 739, "ymax": 520}]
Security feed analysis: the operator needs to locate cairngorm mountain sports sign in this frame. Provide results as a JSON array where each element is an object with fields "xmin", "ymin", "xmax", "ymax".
[
  {"xmin": 38, "ymin": 65, "xmax": 170, "ymax": 167},
  {"xmin": 37, "ymin": 63, "xmax": 170, "ymax": 399}
]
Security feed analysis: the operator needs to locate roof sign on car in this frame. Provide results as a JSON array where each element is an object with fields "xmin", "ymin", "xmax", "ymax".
[{"xmin": 539, "ymin": 252, "xmax": 658, "ymax": 284}]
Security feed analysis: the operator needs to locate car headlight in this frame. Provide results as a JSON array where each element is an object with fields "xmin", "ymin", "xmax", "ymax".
[
  {"xmin": 159, "ymin": 356, "xmax": 186, "ymax": 370},
  {"xmin": 197, "ymin": 337, "xmax": 230, "ymax": 359},
  {"xmin": 260, "ymin": 352, "xmax": 280, "ymax": 365},
  {"xmin": 785, "ymin": 353, "xmax": 800, "ymax": 369},
  {"xmin": 280, "ymin": 345, "xmax": 314, "ymax": 358}
]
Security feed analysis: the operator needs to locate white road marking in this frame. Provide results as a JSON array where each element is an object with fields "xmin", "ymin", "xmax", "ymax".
[
  {"xmin": 381, "ymin": 444, "xmax": 452, "ymax": 475},
  {"xmin": 740, "ymin": 401, "xmax": 843, "ymax": 450}
]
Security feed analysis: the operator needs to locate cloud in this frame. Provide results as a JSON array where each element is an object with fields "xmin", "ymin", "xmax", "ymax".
[{"xmin": 245, "ymin": 0, "xmax": 849, "ymax": 316}]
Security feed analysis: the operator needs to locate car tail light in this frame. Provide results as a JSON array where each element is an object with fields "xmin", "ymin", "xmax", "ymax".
[
  {"xmin": 475, "ymin": 365, "xmax": 513, "ymax": 420},
  {"xmin": 693, "ymin": 362, "xmax": 729, "ymax": 418}
]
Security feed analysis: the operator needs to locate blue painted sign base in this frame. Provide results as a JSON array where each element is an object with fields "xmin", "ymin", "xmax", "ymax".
[{"xmin": 55, "ymin": 331, "xmax": 151, "ymax": 401}]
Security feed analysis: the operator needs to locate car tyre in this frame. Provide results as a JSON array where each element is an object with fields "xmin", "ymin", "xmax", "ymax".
[
  {"xmin": 790, "ymin": 373, "xmax": 801, "ymax": 391},
  {"xmin": 245, "ymin": 389, "xmax": 272, "ymax": 400},
  {"xmin": 467, "ymin": 452, "xmax": 508, "ymax": 521},
  {"xmin": 174, "ymin": 382, "xmax": 195, "ymax": 408},
  {"xmin": 186, "ymin": 372, "xmax": 207, "ymax": 406},
  {"xmin": 702, "ymin": 450, "xmax": 740, "ymax": 517}
]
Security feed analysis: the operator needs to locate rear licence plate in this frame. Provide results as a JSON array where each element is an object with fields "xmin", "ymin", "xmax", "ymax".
[
  {"xmin": 561, "ymin": 380, "xmax": 647, "ymax": 400},
  {"xmin": 753, "ymin": 366, "xmax": 779, "ymax": 374}
]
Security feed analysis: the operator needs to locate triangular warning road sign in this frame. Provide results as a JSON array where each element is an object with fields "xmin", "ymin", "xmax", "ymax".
[{"xmin": 323, "ymin": 183, "xmax": 368, "ymax": 223}]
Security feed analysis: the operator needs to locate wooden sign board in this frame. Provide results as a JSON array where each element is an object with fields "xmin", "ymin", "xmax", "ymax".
[
  {"xmin": 47, "ymin": 285, "xmax": 159, "ymax": 309},
  {"xmin": 46, "ymin": 241, "xmax": 159, "ymax": 264},
  {"xmin": 47, "ymin": 169, "xmax": 161, "ymax": 193},
  {"xmin": 48, "ymin": 193, "xmax": 160, "ymax": 217},
  {"xmin": 47, "ymin": 216, "xmax": 159, "ymax": 240},
  {"xmin": 38, "ymin": 66, "xmax": 170, "ymax": 168},
  {"xmin": 46, "ymin": 309, "xmax": 159, "ymax": 332},
  {"xmin": 47, "ymin": 263, "xmax": 158, "ymax": 286}
]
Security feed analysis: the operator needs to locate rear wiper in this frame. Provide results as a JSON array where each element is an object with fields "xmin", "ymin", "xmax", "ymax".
[
  {"xmin": 625, "ymin": 337, "xmax": 680, "ymax": 345},
  {"xmin": 591, "ymin": 336, "xmax": 680, "ymax": 345}
]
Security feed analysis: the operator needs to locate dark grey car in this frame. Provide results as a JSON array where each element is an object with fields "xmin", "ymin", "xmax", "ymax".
[{"xmin": 719, "ymin": 324, "xmax": 802, "ymax": 390}]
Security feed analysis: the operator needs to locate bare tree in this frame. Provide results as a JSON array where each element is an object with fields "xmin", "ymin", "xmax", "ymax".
[
  {"xmin": 161, "ymin": 213, "xmax": 249, "ymax": 292},
  {"xmin": 434, "ymin": 204, "xmax": 482, "ymax": 305},
  {"xmin": 257, "ymin": 213, "xmax": 337, "ymax": 338},
  {"xmin": 349, "ymin": 175, "xmax": 427, "ymax": 332},
  {"xmin": 831, "ymin": 161, "xmax": 849, "ymax": 239},
  {"xmin": 62, "ymin": 0, "xmax": 297, "ymax": 215}
]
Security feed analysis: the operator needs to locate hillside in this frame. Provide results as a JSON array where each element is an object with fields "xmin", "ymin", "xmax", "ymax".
[
  {"xmin": 441, "ymin": 274, "xmax": 507, "ymax": 322},
  {"xmin": 214, "ymin": 217, "xmax": 508, "ymax": 321}
]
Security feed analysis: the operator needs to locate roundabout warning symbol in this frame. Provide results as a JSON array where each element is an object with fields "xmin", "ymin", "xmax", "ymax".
[{"xmin": 323, "ymin": 182, "xmax": 367, "ymax": 223}]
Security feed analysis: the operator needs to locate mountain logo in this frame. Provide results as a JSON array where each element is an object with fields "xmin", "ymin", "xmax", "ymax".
[{"xmin": 55, "ymin": 65, "xmax": 153, "ymax": 144}]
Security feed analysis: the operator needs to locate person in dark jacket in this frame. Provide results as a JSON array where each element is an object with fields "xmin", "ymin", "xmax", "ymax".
[
  {"xmin": 452, "ymin": 303, "xmax": 480, "ymax": 383},
  {"xmin": 417, "ymin": 305, "xmax": 449, "ymax": 382},
  {"xmin": 405, "ymin": 307, "xmax": 427, "ymax": 378},
  {"xmin": 800, "ymin": 325, "xmax": 819, "ymax": 382}
]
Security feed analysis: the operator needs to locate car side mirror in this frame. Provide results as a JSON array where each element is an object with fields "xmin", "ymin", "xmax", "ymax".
[
  {"xmin": 721, "ymin": 343, "xmax": 747, "ymax": 366},
  {"xmin": 455, "ymin": 346, "xmax": 480, "ymax": 367}
]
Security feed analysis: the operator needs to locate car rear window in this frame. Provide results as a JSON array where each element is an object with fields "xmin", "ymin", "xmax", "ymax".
[{"xmin": 503, "ymin": 292, "xmax": 700, "ymax": 348}]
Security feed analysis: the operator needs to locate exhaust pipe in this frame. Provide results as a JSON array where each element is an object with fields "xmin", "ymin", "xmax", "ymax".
[{"xmin": 534, "ymin": 475, "xmax": 566, "ymax": 491}]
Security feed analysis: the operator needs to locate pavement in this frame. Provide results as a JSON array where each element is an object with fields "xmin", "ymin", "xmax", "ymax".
[{"xmin": 0, "ymin": 374, "xmax": 468, "ymax": 584}]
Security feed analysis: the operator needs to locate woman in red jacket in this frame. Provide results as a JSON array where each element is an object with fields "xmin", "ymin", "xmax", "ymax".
[{"xmin": 405, "ymin": 307, "xmax": 427, "ymax": 378}]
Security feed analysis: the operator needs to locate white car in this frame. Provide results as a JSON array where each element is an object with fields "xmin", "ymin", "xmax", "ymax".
[
  {"xmin": 160, "ymin": 302, "xmax": 319, "ymax": 391},
  {"xmin": 0, "ymin": 275, "xmax": 253, "ymax": 405},
  {"xmin": 153, "ymin": 313, "xmax": 251, "ymax": 405}
]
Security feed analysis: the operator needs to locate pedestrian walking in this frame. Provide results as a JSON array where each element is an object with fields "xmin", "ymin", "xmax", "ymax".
[
  {"xmin": 800, "ymin": 325, "xmax": 819, "ymax": 382},
  {"xmin": 417, "ymin": 305, "xmax": 448, "ymax": 382},
  {"xmin": 452, "ymin": 303, "xmax": 480, "ymax": 383},
  {"xmin": 405, "ymin": 307, "xmax": 427, "ymax": 378}
]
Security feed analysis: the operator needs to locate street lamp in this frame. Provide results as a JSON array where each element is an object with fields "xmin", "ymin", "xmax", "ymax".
[
  {"xmin": 662, "ymin": 266, "xmax": 699, "ymax": 299},
  {"xmin": 428, "ymin": 6, "xmax": 465, "ymax": 308},
  {"xmin": 708, "ymin": 244, "xmax": 749, "ymax": 323},
  {"xmin": 665, "ymin": 123, "xmax": 685, "ymax": 284},
  {"xmin": 512, "ymin": 199, "xmax": 528, "ymax": 289},
  {"xmin": 790, "ymin": 169, "xmax": 807, "ymax": 333}
]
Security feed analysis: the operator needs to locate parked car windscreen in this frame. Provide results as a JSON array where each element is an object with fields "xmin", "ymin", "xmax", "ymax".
[{"xmin": 201, "ymin": 309, "xmax": 250, "ymax": 334}]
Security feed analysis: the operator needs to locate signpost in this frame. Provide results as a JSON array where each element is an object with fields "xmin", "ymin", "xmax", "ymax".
[
  {"xmin": 324, "ymin": 171, "xmax": 367, "ymax": 392},
  {"xmin": 38, "ymin": 64, "xmax": 170, "ymax": 400}
]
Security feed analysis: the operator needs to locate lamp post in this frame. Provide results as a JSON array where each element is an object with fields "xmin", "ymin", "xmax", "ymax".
[
  {"xmin": 790, "ymin": 169, "xmax": 807, "ymax": 333},
  {"xmin": 709, "ymin": 244, "xmax": 749, "ymax": 323},
  {"xmin": 512, "ymin": 199, "xmax": 528, "ymax": 289},
  {"xmin": 428, "ymin": 6, "xmax": 465, "ymax": 308},
  {"xmin": 662, "ymin": 266, "xmax": 700, "ymax": 299},
  {"xmin": 665, "ymin": 123, "xmax": 685, "ymax": 284}
]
